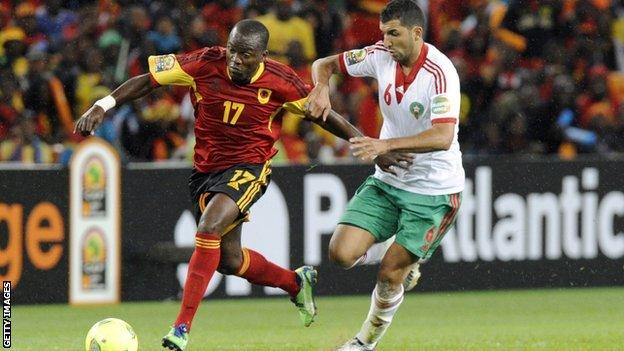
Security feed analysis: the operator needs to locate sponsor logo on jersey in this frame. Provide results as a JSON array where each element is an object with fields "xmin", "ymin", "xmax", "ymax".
[
  {"xmin": 154, "ymin": 54, "xmax": 176, "ymax": 72},
  {"xmin": 431, "ymin": 95, "xmax": 451, "ymax": 115},
  {"xmin": 345, "ymin": 49, "xmax": 367, "ymax": 66},
  {"xmin": 409, "ymin": 101, "xmax": 424, "ymax": 119},
  {"xmin": 258, "ymin": 88, "xmax": 272, "ymax": 104}
]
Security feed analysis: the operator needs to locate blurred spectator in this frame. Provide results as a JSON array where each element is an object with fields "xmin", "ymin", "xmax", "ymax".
[
  {"xmin": 22, "ymin": 49, "xmax": 73, "ymax": 143},
  {"xmin": 299, "ymin": 2, "xmax": 339, "ymax": 58},
  {"xmin": 1, "ymin": 26, "xmax": 27, "ymax": 77},
  {"xmin": 98, "ymin": 29, "xmax": 125, "ymax": 83},
  {"xmin": 114, "ymin": 91, "xmax": 185, "ymax": 162},
  {"xmin": 15, "ymin": 2, "xmax": 45, "ymax": 46},
  {"xmin": 285, "ymin": 40, "xmax": 311, "ymax": 85},
  {"xmin": 36, "ymin": 0, "xmax": 78, "ymax": 52},
  {"xmin": 577, "ymin": 66, "xmax": 617, "ymax": 128},
  {"xmin": 202, "ymin": 0, "xmax": 242, "ymax": 45},
  {"xmin": 276, "ymin": 119, "xmax": 311, "ymax": 164},
  {"xmin": 341, "ymin": 0, "xmax": 386, "ymax": 49},
  {"xmin": 0, "ymin": 0, "xmax": 622, "ymax": 165},
  {"xmin": 119, "ymin": 5, "xmax": 150, "ymax": 50},
  {"xmin": 0, "ymin": 69, "xmax": 21, "ymax": 140},
  {"xmin": 500, "ymin": 0, "xmax": 563, "ymax": 59},
  {"xmin": 0, "ymin": 112, "xmax": 53, "ymax": 163},
  {"xmin": 185, "ymin": 16, "xmax": 219, "ymax": 50},
  {"xmin": 257, "ymin": 0, "xmax": 316, "ymax": 63},
  {"xmin": 0, "ymin": 24, "xmax": 25, "ymax": 58},
  {"xmin": 147, "ymin": 17, "xmax": 181, "ymax": 54},
  {"xmin": 75, "ymin": 49, "xmax": 105, "ymax": 115}
]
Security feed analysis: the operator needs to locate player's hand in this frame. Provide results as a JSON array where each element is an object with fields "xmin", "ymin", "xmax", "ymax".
[
  {"xmin": 350, "ymin": 136, "xmax": 390, "ymax": 161},
  {"xmin": 305, "ymin": 84, "xmax": 331, "ymax": 121},
  {"xmin": 74, "ymin": 105, "xmax": 105, "ymax": 136},
  {"xmin": 374, "ymin": 152, "xmax": 413, "ymax": 176}
]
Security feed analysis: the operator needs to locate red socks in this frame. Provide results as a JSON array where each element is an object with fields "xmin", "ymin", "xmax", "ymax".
[
  {"xmin": 236, "ymin": 248, "xmax": 300, "ymax": 298},
  {"xmin": 175, "ymin": 232, "xmax": 221, "ymax": 330},
  {"xmin": 174, "ymin": 238, "xmax": 300, "ymax": 330}
]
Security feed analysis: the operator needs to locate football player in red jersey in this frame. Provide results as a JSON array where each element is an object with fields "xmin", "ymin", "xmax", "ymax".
[{"xmin": 75, "ymin": 19, "xmax": 410, "ymax": 351}]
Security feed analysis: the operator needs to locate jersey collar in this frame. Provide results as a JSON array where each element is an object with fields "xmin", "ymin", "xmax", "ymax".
[
  {"xmin": 249, "ymin": 61, "xmax": 265, "ymax": 84},
  {"xmin": 394, "ymin": 43, "xmax": 428, "ymax": 104}
]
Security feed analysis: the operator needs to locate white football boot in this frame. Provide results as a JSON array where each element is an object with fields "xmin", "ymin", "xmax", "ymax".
[{"xmin": 335, "ymin": 338, "xmax": 375, "ymax": 351}]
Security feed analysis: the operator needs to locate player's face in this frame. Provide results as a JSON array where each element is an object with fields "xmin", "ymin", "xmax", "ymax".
[
  {"xmin": 226, "ymin": 33, "xmax": 267, "ymax": 85},
  {"xmin": 380, "ymin": 19, "xmax": 422, "ymax": 66}
]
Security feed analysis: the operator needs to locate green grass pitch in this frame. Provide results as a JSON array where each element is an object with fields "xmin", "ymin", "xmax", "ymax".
[{"xmin": 12, "ymin": 287, "xmax": 624, "ymax": 350}]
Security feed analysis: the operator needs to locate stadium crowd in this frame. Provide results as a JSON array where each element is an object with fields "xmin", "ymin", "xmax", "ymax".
[{"xmin": 0, "ymin": 0, "xmax": 623, "ymax": 164}]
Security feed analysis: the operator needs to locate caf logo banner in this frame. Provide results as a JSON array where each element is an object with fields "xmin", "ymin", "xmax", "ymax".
[
  {"xmin": 82, "ymin": 157, "xmax": 107, "ymax": 217},
  {"xmin": 69, "ymin": 138, "xmax": 121, "ymax": 304},
  {"xmin": 82, "ymin": 228, "xmax": 107, "ymax": 290}
]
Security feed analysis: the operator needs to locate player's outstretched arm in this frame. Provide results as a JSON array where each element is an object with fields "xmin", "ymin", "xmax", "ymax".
[
  {"xmin": 307, "ymin": 54, "xmax": 341, "ymax": 121},
  {"xmin": 350, "ymin": 123, "xmax": 455, "ymax": 161},
  {"xmin": 312, "ymin": 109, "xmax": 412, "ymax": 175},
  {"xmin": 74, "ymin": 74, "xmax": 156, "ymax": 136},
  {"xmin": 312, "ymin": 109, "xmax": 362, "ymax": 141}
]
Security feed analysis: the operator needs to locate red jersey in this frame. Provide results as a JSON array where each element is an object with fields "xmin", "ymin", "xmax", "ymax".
[{"xmin": 148, "ymin": 47, "xmax": 309, "ymax": 172}]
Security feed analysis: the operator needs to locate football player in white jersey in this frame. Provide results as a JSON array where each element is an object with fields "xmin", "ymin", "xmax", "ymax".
[{"xmin": 306, "ymin": 1, "xmax": 465, "ymax": 350}]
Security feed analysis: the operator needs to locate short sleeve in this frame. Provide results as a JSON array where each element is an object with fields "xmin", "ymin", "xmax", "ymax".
[
  {"xmin": 282, "ymin": 97, "xmax": 307, "ymax": 115},
  {"xmin": 339, "ymin": 42, "xmax": 386, "ymax": 79},
  {"xmin": 430, "ymin": 63, "xmax": 461, "ymax": 124},
  {"xmin": 148, "ymin": 51, "xmax": 203, "ymax": 87}
]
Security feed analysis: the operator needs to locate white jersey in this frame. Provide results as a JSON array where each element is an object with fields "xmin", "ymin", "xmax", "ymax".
[{"xmin": 340, "ymin": 41, "xmax": 465, "ymax": 195}]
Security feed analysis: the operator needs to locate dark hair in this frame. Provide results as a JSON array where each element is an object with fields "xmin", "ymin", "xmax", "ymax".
[
  {"xmin": 381, "ymin": 0, "xmax": 425, "ymax": 29},
  {"xmin": 232, "ymin": 19, "xmax": 269, "ymax": 51}
]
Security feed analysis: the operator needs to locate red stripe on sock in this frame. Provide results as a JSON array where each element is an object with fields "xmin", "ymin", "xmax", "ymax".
[
  {"xmin": 175, "ymin": 232, "xmax": 221, "ymax": 330},
  {"xmin": 237, "ymin": 248, "xmax": 300, "ymax": 297}
]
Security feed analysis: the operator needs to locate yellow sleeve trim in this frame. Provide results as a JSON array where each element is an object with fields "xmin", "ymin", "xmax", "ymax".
[
  {"xmin": 282, "ymin": 97, "xmax": 307, "ymax": 117},
  {"xmin": 148, "ymin": 54, "xmax": 202, "ymax": 101},
  {"xmin": 148, "ymin": 55, "xmax": 193, "ymax": 86}
]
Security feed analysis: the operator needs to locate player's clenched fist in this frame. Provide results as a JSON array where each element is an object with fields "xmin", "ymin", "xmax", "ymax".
[{"xmin": 74, "ymin": 105, "xmax": 105, "ymax": 136}]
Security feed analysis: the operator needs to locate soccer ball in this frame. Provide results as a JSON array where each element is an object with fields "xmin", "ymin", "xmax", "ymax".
[{"xmin": 85, "ymin": 318, "xmax": 138, "ymax": 351}]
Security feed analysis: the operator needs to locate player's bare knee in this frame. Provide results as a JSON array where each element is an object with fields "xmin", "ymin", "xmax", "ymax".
[
  {"xmin": 217, "ymin": 256, "xmax": 242, "ymax": 275},
  {"xmin": 197, "ymin": 220, "xmax": 226, "ymax": 236},
  {"xmin": 328, "ymin": 242, "xmax": 357, "ymax": 269}
]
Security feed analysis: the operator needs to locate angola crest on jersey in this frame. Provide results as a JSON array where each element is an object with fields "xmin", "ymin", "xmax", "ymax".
[{"xmin": 148, "ymin": 47, "xmax": 310, "ymax": 172}]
